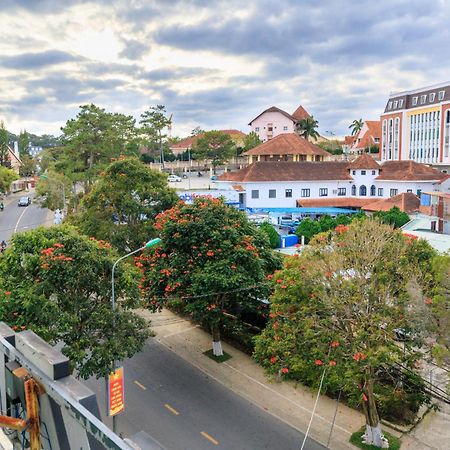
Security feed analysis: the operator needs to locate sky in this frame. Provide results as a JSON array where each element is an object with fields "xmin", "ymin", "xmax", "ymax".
[{"xmin": 1, "ymin": 0, "xmax": 450, "ymax": 139}]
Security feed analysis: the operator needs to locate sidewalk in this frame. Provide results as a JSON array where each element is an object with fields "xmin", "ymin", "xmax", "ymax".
[
  {"xmin": 140, "ymin": 308, "xmax": 365, "ymax": 449},
  {"xmin": 140, "ymin": 308, "xmax": 450, "ymax": 450}
]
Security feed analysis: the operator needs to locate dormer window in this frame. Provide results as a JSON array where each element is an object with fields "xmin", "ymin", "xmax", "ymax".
[
  {"xmin": 388, "ymin": 101, "xmax": 393, "ymax": 110},
  {"xmin": 429, "ymin": 93, "xmax": 436, "ymax": 102},
  {"xmin": 398, "ymin": 99, "xmax": 404, "ymax": 108},
  {"xmin": 439, "ymin": 90, "xmax": 445, "ymax": 100},
  {"xmin": 412, "ymin": 97, "xmax": 418, "ymax": 106},
  {"xmin": 420, "ymin": 94, "xmax": 427, "ymax": 104},
  {"xmin": 393, "ymin": 100, "xmax": 398, "ymax": 108}
]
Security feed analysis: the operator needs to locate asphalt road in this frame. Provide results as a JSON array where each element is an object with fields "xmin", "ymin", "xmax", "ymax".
[
  {"xmin": 0, "ymin": 190, "xmax": 51, "ymax": 243},
  {"xmin": 85, "ymin": 340, "xmax": 326, "ymax": 450}
]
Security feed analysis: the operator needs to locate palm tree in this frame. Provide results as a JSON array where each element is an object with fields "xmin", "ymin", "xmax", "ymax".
[
  {"xmin": 349, "ymin": 118, "xmax": 364, "ymax": 136},
  {"xmin": 296, "ymin": 116, "xmax": 320, "ymax": 141}
]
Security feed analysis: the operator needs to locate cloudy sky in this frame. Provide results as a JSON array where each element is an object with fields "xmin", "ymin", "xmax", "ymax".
[{"xmin": 1, "ymin": 0, "xmax": 450, "ymax": 139}]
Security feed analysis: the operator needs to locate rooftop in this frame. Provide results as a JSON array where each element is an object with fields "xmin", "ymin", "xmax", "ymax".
[
  {"xmin": 376, "ymin": 161, "xmax": 448, "ymax": 181},
  {"xmin": 347, "ymin": 153, "xmax": 380, "ymax": 170},
  {"xmin": 363, "ymin": 192, "xmax": 420, "ymax": 213}
]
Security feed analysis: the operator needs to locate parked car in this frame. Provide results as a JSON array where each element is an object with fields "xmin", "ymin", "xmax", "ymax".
[
  {"xmin": 210, "ymin": 175, "xmax": 218, "ymax": 181},
  {"xmin": 167, "ymin": 175, "xmax": 182, "ymax": 182},
  {"xmin": 18, "ymin": 196, "xmax": 31, "ymax": 207}
]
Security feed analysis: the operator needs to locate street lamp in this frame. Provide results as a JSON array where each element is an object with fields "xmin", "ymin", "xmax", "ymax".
[{"xmin": 109, "ymin": 237, "xmax": 162, "ymax": 433}]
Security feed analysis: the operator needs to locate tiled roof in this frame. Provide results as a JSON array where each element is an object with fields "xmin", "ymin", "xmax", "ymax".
[
  {"xmin": 344, "ymin": 135, "xmax": 356, "ymax": 145},
  {"xmin": 217, "ymin": 161, "xmax": 353, "ymax": 182},
  {"xmin": 354, "ymin": 121, "xmax": 381, "ymax": 149},
  {"xmin": 242, "ymin": 133, "xmax": 331, "ymax": 156},
  {"xmin": 423, "ymin": 191, "xmax": 450, "ymax": 199},
  {"xmin": 377, "ymin": 161, "xmax": 448, "ymax": 181},
  {"xmin": 248, "ymin": 106, "xmax": 296, "ymax": 125},
  {"xmin": 347, "ymin": 153, "xmax": 380, "ymax": 170},
  {"xmin": 231, "ymin": 184, "xmax": 245, "ymax": 192},
  {"xmin": 291, "ymin": 105, "xmax": 310, "ymax": 121},
  {"xmin": 297, "ymin": 198, "xmax": 373, "ymax": 208},
  {"xmin": 170, "ymin": 130, "xmax": 246, "ymax": 150},
  {"xmin": 363, "ymin": 192, "xmax": 420, "ymax": 213}
]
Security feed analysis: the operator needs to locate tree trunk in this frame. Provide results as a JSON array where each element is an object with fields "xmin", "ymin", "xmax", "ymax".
[
  {"xmin": 211, "ymin": 325, "xmax": 223, "ymax": 357},
  {"xmin": 361, "ymin": 377, "xmax": 389, "ymax": 448}
]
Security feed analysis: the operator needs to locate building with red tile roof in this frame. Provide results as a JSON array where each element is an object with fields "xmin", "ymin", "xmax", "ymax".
[
  {"xmin": 363, "ymin": 192, "xmax": 420, "ymax": 213},
  {"xmin": 214, "ymin": 153, "xmax": 450, "ymax": 210},
  {"xmin": 346, "ymin": 121, "xmax": 381, "ymax": 155},
  {"xmin": 242, "ymin": 133, "xmax": 331, "ymax": 164}
]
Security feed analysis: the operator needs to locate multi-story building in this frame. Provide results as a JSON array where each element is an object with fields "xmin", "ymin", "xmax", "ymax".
[
  {"xmin": 344, "ymin": 121, "xmax": 381, "ymax": 155},
  {"xmin": 215, "ymin": 154, "xmax": 450, "ymax": 209},
  {"xmin": 380, "ymin": 81, "xmax": 450, "ymax": 169},
  {"xmin": 248, "ymin": 105, "xmax": 311, "ymax": 142}
]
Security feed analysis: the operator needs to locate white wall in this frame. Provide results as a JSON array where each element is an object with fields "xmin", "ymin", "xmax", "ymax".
[{"xmin": 251, "ymin": 112, "xmax": 296, "ymax": 142}]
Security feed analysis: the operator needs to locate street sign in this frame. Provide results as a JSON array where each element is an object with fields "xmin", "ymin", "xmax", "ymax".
[{"xmin": 108, "ymin": 367, "xmax": 125, "ymax": 416}]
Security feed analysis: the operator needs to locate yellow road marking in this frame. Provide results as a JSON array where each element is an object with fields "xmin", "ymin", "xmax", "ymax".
[
  {"xmin": 201, "ymin": 431, "xmax": 219, "ymax": 445},
  {"xmin": 134, "ymin": 380, "xmax": 146, "ymax": 390},
  {"xmin": 164, "ymin": 403, "xmax": 179, "ymax": 415}
]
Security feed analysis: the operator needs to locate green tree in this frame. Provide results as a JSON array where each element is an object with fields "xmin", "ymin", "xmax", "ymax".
[
  {"xmin": 19, "ymin": 154, "xmax": 36, "ymax": 178},
  {"xmin": 192, "ymin": 131, "xmax": 236, "ymax": 173},
  {"xmin": 139, "ymin": 105, "xmax": 172, "ymax": 168},
  {"xmin": 139, "ymin": 197, "xmax": 282, "ymax": 356},
  {"xmin": 242, "ymin": 131, "xmax": 261, "ymax": 154},
  {"xmin": 349, "ymin": 118, "xmax": 364, "ymax": 136},
  {"xmin": 318, "ymin": 214, "xmax": 337, "ymax": 232},
  {"xmin": 68, "ymin": 157, "xmax": 179, "ymax": 253},
  {"xmin": 254, "ymin": 220, "xmax": 434, "ymax": 447},
  {"xmin": 0, "ymin": 166, "xmax": 19, "ymax": 194},
  {"xmin": 294, "ymin": 218, "xmax": 321, "ymax": 243},
  {"xmin": 191, "ymin": 126, "xmax": 205, "ymax": 136},
  {"xmin": 18, "ymin": 129, "xmax": 30, "ymax": 157},
  {"xmin": 0, "ymin": 121, "xmax": 11, "ymax": 168},
  {"xmin": 374, "ymin": 206, "xmax": 410, "ymax": 228},
  {"xmin": 0, "ymin": 225, "xmax": 150, "ymax": 379},
  {"xmin": 296, "ymin": 116, "xmax": 320, "ymax": 141},
  {"xmin": 60, "ymin": 104, "xmax": 138, "ymax": 192},
  {"xmin": 36, "ymin": 171, "xmax": 69, "ymax": 211},
  {"xmin": 259, "ymin": 222, "xmax": 280, "ymax": 248}
]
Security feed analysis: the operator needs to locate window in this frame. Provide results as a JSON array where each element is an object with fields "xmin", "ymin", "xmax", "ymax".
[
  {"xmin": 439, "ymin": 90, "xmax": 445, "ymax": 101},
  {"xmin": 251, "ymin": 190, "xmax": 259, "ymax": 199},
  {"xmin": 412, "ymin": 97, "xmax": 418, "ymax": 106},
  {"xmin": 359, "ymin": 185, "xmax": 367, "ymax": 196},
  {"xmin": 361, "ymin": 170, "xmax": 366, "ymax": 175},
  {"xmin": 352, "ymin": 170, "xmax": 356, "ymax": 175},
  {"xmin": 351, "ymin": 185, "xmax": 357, "ymax": 196},
  {"xmin": 301, "ymin": 189, "xmax": 310, "ymax": 197},
  {"xmin": 378, "ymin": 188, "xmax": 383, "ymax": 196},
  {"xmin": 390, "ymin": 188, "xmax": 398, "ymax": 197},
  {"xmin": 338, "ymin": 188, "xmax": 346, "ymax": 196},
  {"xmin": 370, "ymin": 185, "xmax": 376, "ymax": 196},
  {"xmin": 283, "ymin": 126, "xmax": 288, "ymax": 131},
  {"xmin": 398, "ymin": 99, "xmax": 404, "ymax": 108},
  {"xmin": 407, "ymin": 189, "xmax": 413, "ymax": 193},
  {"xmin": 319, "ymin": 188, "xmax": 328, "ymax": 197},
  {"xmin": 372, "ymin": 170, "xmax": 376, "ymax": 175},
  {"xmin": 388, "ymin": 101, "xmax": 393, "ymax": 109},
  {"xmin": 420, "ymin": 94, "xmax": 427, "ymax": 104},
  {"xmin": 393, "ymin": 100, "xmax": 398, "ymax": 108},
  {"xmin": 285, "ymin": 189, "xmax": 292, "ymax": 198},
  {"xmin": 269, "ymin": 189, "xmax": 276, "ymax": 198},
  {"xmin": 255, "ymin": 127, "xmax": 260, "ymax": 131},
  {"xmin": 429, "ymin": 93, "xmax": 436, "ymax": 102}
]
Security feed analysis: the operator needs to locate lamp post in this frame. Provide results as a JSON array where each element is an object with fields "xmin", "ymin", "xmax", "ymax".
[{"xmin": 109, "ymin": 237, "xmax": 162, "ymax": 433}]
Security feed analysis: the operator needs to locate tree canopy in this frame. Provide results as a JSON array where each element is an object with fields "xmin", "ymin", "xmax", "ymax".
[
  {"xmin": 374, "ymin": 206, "xmax": 410, "ymax": 228},
  {"xmin": 192, "ymin": 131, "xmax": 236, "ymax": 173},
  {"xmin": 254, "ymin": 220, "xmax": 435, "ymax": 447},
  {"xmin": 296, "ymin": 116, "xmax": 320, "ymax": 141},
  {"xmin": 68, "ymin": 157, "xmax": 179, "ymax": 253},
  {"xmin": 0, "ymin": 121, "xmax": 11, "ymax": 168},
  {"xmin": 0, "ymin": 166, "xmax": 18, "ymax": 194},
  {"xmin": 138, "ymin": 197, "xmax": 282, "ymax": 356},
  {"xmin": 0, "ymin": 225, "xmax": 149, "ymax": 379}
]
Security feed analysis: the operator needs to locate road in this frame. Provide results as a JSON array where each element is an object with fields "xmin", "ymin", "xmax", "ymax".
[
  {"xmin": 85, "ymin": 340, "xmax": 326, "ymax": 450},
  {"xmin": 0, "ymin": 191, "xmax": 51, "ymax": 243}
]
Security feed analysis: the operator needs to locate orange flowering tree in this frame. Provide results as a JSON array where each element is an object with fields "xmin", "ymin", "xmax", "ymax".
[
  {"xmin": 69, "ymin": 157, "xmax": 179, "ymax": 253},
  {"xmin": 254, "ymin": 220, "xmax": 435, "ymax": 448},
  {"xmin": 0, "ymin": 225, "xmax": 149, "ymax": 379},
  {"xmin": 138, "ymin": 197, "xmax": 282, "ymax": 356}
]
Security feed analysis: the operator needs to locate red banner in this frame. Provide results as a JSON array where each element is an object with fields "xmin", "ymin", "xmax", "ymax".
[{"xmin": 108, "ymin": 367, "xmax": 125, "ymax": 416}]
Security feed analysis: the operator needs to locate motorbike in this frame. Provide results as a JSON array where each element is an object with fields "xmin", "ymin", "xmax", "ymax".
[{"xmin": 0, "ymin": 203, "xmax": 4, "ymax": 211}]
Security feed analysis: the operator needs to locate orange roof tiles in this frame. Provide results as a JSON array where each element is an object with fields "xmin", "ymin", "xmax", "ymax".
[
  {"xmin": 291, "ymin": 105, "xmax": 311, "ymax": 121},
  {"xmin": 347, "ymin": 153, "xmax": 380, "ymax": 170},
  {"xmin": 363, "ymin": 192, "xmax": 420, "ymax": 213},
  {"xmin": 377, "ymin": 161, "xmax": 448, "ymax": 181},
  {"xmin": 218, "ymin": 161, "xmax": 353, "ymax": 182},
  {"xmin": 243, "ymin": 133, "xmax": 330, "ymax": 157},
  {"xmin": 248, "ymin": 106, "xmax": 297, "ymax": 125}
]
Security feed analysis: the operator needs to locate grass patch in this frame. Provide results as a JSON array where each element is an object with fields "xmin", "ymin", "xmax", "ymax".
[
  {"xmin": 350, "ymin": 428, "xmax": 401, "ymax": 450},
  {"xmin": 203, "ymin": 349, "xmax": 232, "ymax": 363}
]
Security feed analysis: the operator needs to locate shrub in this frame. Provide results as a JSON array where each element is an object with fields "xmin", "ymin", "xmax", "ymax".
[{"xmin": 259, "ymin": 222, "xmax": 280, "ymax": 248}]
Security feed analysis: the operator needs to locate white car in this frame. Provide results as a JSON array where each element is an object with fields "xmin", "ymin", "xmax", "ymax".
[{"xmin": 167, "ymin": 175, "xmax": 182, "ymax": 182}]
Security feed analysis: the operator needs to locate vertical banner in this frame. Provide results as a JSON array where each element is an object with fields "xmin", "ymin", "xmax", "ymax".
[{"xmin": 108, "ymin": 367, "xmax": 125, "ymax": 416}]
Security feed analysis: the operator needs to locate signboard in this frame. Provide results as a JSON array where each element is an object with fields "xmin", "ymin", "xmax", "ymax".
[{"xmin": 108, "ymin": 367, "xmax": 124, "ymax": 416}]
